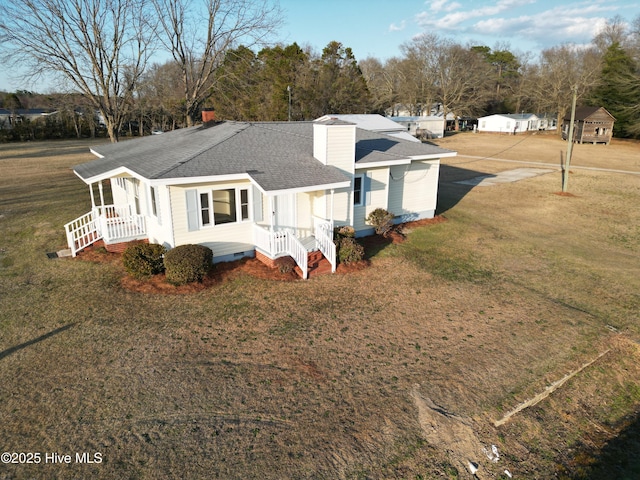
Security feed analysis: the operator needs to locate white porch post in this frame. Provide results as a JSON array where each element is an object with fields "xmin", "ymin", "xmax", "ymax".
[
  {"xmin": 268, "ymin": 195, "xmax": 276, "ymax": 256},
  {"xmin": 330, "ymin": 189, "xmax": 335, "ymax": 229},
  {"xmin": 98, "ymin": 181, "xmax": 105, "ymax": 209},
  {"xmin": 89, "ymin": 183, "xmax": 96, "ymax": 209},
  {"xmin": 269, "ymin": 195, "xmax": 275, "ymax": 233}
]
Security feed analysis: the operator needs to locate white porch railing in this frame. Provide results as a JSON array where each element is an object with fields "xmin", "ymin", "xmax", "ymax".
[
  {"xmin": 253, "ymin": 225, "xmax": 309, "ymax": 279},
  {"xmin": 287, "ymin": 234, "xmax": 308, "ymax": 280},
  {"xmin": 97, "ymin": 205, "xmax": 146, "ymax": 242},
  {"xmin": 64, "ymin": 205, "xmax": 147, "ymax": 256},
  {"xmin": 253, "ymin": 220, "xmax": 336, "ymax": 280},
  {"xmin": 253, "ymin": 226, "xmax": 288, "ymax": 257},
  {"xmin": 314, "ymin": 218, "xmax": 336, "ymax": 273},
  {"xmin": 64, "ymin": 210, "xmax": 100, "ymax": 257}
]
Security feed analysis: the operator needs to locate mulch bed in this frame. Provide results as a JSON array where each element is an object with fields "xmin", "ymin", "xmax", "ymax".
[{"xmin": 76, "ymin": 216, "xmax": 447, "ymax": 294}]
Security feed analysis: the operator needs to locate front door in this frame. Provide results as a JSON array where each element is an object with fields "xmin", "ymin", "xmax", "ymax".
[{"xmin": 275, "ymin": 193, "xmax": 296, "ymax": 234}]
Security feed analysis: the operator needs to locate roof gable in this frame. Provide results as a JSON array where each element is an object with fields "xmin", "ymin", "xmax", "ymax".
[{"xmin": 565, "ymin": 106, "xmax": 616, "ymax": 122}]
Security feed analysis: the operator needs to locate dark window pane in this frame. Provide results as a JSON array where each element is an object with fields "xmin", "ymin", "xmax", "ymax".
[{"xmin": 213, "ymin": 189, "xmax": 236, "ymax": 224}]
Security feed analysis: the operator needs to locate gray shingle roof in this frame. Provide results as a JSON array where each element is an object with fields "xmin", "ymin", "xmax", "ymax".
[
  {"xmin": 355, "ymin": 128, "xmax": 453, "ymax": 164},
  {"xmin": 74, "ymin": 120, "xmax": 454, "ymax": 192}
]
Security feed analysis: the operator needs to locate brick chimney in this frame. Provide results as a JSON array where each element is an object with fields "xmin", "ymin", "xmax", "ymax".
[{"xmin": 202, "ymin": 108, "xmax": 216, "ymax": 124}]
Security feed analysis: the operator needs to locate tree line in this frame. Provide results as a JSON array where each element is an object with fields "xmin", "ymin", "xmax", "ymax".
[{"xmin": 1, "ymin": 0, "xmax": 638, "ymax": 142}]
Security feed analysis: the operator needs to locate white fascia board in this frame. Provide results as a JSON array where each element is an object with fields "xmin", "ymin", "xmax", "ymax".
[
  {"xmin": 355, "ymin": 158, "xmax": 411, "ymax": 169},
  {"xmin": 409, "ymin": 151, "xmax": 457, "ymax": 161},
  {"xmin": 89, "ymin": 148, "xmax": 104, "ymax": 159},
  {"xmin": 148, "ymin": 173, "xmax": 253, "ymax": 187},
  {"xmin": 262, "ymin": 181, "xmax": 351, "ymax": 197},
  {"xmin": 76, "ymin": 166, "xmax": 138, "ymax": 185}
]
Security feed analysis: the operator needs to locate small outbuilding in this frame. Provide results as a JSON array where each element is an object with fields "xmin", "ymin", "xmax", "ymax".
[
  {"xmin": 477, "ymin": 113, "xmax": 540, "ymax": 134},
  {"xmin": 562, "ymin": 106, "xmax": 615, "ymax": 144}
]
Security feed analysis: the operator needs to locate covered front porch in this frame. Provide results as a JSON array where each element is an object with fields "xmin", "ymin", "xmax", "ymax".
[
  {"xmin": 64, "ymin": 205, "xmax": 147, "ymax": 257},
  {"xmin": 64, "ymin": 180, "xmax": 147, "ymax": 257}
]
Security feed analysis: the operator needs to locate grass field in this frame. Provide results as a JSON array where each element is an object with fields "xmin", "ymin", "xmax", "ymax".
[{"xmin": 0, "ymin": 134, "xmax": 639, "ymax": 479}]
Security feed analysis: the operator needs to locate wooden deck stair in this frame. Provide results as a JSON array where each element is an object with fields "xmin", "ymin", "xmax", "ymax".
[{"xmin": 294, "ymin": 249, "xmax": 332, "ymax": 279}]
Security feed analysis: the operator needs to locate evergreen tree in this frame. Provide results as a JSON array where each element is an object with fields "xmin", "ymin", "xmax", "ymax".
[
  {"xmin": 589, "ymin": 42, "xmax": 640, "ymax": 138},
  {"xmin": 314, "ymin": 41, "xmax": 371, "ymax": 117}
]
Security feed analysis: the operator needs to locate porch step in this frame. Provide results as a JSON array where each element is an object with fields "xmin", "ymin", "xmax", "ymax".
[
  {"xmin": 308, "ymin": 257, "xmax": 332, "ymax": 278},
  {"xmin": 294, "ymin": 250, "xmax": 332, "ymax": 279},
  {"xmin": 308, "ymin": 250, "xmax": 324, "ymax": 266},
  {"xmin": 300, "ymin": 235, "xmax": 319, "ymax": 252}
]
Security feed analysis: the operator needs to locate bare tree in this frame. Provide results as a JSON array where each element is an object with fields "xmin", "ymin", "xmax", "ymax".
[
  {"xmin": 399, "ymin": 35, "xmax": 493, "ymax": 126},
  {"xmin": 593, "ymin": 15, "xmax": 629, "ymax": 53},
  {"xmin": 531, "ymin": 45, "xmax": 603, "ymax": 132},
  {"xmin": 153, "ymin": 0, "xmax": 282, "ymax": 126},
  {"xmin": 399, "ymin": 35, "xmax": 440, "ymax": 115},
  {"xmin": 0, "ymin": 0, "xmax": 155, "ymax": 142},
  {"xmin": 361, "ymin": 57, "xmax": 400, "ymax": 115},
  {"xmin": 138, "ymin": 62, "xmax": 187, "ymax": 130}
]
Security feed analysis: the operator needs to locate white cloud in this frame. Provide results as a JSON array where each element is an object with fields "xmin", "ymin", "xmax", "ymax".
[
  {"xmin": 389, "ymin": 20, "xmax": 407, "ymax": 32},
  {"xmin": 429, "ymin": 0, "xmax": 462, "ymax": 13},
  {"xmin": 413, "ymin": 0, "xmax": 622, "ymax": 50},
  {"xmin": 472, "ymin": 3, "xmax": 615, "ymax": 47},
  {"xmin": 417, "ymin": 0, "xmax": 535, "ymax": 30}
]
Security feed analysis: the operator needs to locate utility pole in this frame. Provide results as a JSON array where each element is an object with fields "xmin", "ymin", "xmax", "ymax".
[
  {"xmin": 287, "ymin": 86, "xmax": 292, "ymax": 122},
  {"xmin": 563, "ymin": 85, "xmax": 578, "ymax": 193}
]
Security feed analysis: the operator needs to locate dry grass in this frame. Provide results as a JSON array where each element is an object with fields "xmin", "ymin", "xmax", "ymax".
[{"xmin": 0, "ymin": 135, "xmax": 639, "ymax": 479}]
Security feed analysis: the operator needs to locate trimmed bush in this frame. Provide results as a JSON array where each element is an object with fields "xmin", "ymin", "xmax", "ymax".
[
  {"xmin": 164, "ymin": 244, "xmax": 213, "ymax": 285},
  {"xmin": 334, "ymin": 225, "xmax": 355, "ymax": 240},
  {"xmin": 366, "ymin": 208, "xmax": 395, "ymax": 237},
  {"xmin": 337, "ymin": 237, "xmax": 365, "ymax": 265},
  {"xmin": 122, "ymin": 243, "xmax": 166, "ymax": 279}
]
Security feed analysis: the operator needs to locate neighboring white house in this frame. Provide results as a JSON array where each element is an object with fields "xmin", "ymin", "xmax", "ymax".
[
  {"xmin": 65, "ymin": 118, "xmax": 456, "ymax": 278},
  {"xmin": 477, "ymin": 113, "xmax": 540, "ymax": 134},
  {"xmin": 0, "ymin": 108, "xmax": 58, "ymax": 129},
  {"xmin": 388, "ymin": 116, "xmax": 445, "ymax": 139},
  {"xmin": 316, "ymin": 114, "xmax": 420, "ymax": 142}
]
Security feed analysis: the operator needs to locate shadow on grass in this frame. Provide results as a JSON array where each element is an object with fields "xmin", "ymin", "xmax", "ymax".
[
  {"xmin": 436, "ymin": 164, "xmax": 493, "ymax": 214},
  {"xmin": 0, "ymin": 323, "xmax": 76, "ymax": 361},
  {"xmin": 576, "ymin": 413, "xmax": 640, "ymax": 480},
  {"xmin": 359, "ymin": 234, "xmax": 394, "ymax": 259}
]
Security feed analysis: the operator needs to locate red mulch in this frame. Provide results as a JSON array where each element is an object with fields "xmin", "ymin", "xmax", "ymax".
[{"xmin": 75, "ymin": 216, "xmax": 447, "ymax": 294}]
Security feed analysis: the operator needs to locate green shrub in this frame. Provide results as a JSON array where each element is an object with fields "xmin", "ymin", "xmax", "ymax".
[
  {"xmin": 334, "ymin": 225, "xmax": 355, "ymax": 239},
  {"xmin": 122, "ymin": 243, "xmax": 166, "ymax": 279},
  {"xmin": 164, "ymin": 244, "xmax": 213, "ymax": 285},
  {"xmin": 337, "ymin": 237, "xmax": 365, "ymax": 265},
  {"xmin": 366, "ymin": 208, "xmax": 395, "ymax": 237}
]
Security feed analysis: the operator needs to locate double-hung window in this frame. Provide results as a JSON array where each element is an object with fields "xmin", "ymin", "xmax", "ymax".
[
  {"xmin": 200, "ymin": 187, "xmax": 250, "ymax": 226},
  {"xmin": 150, "ymin": 186, "xmax": 161, "ymax": 224},
  {"xmin": 353, "ymin": 174, "xmax": 364, "ymax": 206}
]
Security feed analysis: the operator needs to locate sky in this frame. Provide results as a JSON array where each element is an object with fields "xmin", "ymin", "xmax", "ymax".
[
  {"xmin": 278, "ymin": 0, "xmax": 640, "ymax": 60},
  {"xmin": 1, "ymin": 0, "xmax": 639, "ymax": 93}
]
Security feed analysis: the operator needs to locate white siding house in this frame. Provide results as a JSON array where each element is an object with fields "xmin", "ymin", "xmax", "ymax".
[
  {"xmin": 477, "ymin": 114, "xmax": 540, "ymax": 134},
  {"xmin": 65, "ymin": 118, "xmax": 456, "ymax": 278}
]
